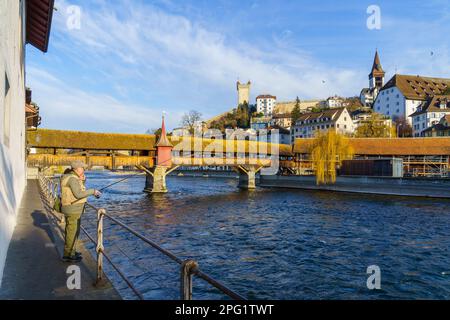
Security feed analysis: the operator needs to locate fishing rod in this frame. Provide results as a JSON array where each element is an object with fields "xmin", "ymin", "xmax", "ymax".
[
  {"xmin": 97, "ymin": 172, "xmax": 145, "ymax": 192},
  {"xmin": 96, "ymin": 150, "xmax": 199, "ymax": 192}
]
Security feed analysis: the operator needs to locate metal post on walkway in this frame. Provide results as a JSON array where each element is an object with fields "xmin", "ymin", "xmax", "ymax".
[
  {"xmin": 180, "ymin": 259, "xmax": 198, "ymax": 300},
  {"xmin": 95, "ymin": 208, "xmax": 106, "ymax": 286}
]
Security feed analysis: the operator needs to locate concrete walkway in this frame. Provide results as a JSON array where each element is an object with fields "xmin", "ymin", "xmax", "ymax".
[{"xmin": 0, "ymin": 180, "xmax": 120, "ymax": 300}]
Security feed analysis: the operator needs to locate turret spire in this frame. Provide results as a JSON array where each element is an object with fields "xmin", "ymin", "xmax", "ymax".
[{"xmin": 156, "ymin": 114, "xmax": 172, "ymax": 147}]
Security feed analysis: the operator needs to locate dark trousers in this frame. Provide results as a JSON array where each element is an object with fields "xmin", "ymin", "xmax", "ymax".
[{"xmin": 63, "ymin": 213, "xmax": 82, "ymax": 257}]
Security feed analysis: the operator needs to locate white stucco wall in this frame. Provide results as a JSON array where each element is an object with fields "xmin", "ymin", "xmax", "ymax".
[
  {"xmin": 374, "ymin": 86, "xmax": 422, "ymax": 125},
  {"xmin": 0, "ymin": 0, "xmax": 27, "ymax": 286}
]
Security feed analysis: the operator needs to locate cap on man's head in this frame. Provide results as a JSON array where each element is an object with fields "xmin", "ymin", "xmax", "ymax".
[{"xmin": 70, "ymin": 160, "xmax": 87, "ymax": 170}]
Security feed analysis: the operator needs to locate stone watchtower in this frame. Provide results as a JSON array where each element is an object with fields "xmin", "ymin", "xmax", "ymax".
[{"xmin": 237, "ymin": 80, "xmax": 251, "ymax": 106}]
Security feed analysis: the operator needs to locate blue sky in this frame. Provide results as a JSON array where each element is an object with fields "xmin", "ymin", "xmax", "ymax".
[{"xmin": 27, "ymin": 0, "xmax": 450, "ymax": 132}]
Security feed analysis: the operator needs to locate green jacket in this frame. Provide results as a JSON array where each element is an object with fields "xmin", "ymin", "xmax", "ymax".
[{"xmin": 61, "ymin": 172, "xmax": 95, "ymax": 215}]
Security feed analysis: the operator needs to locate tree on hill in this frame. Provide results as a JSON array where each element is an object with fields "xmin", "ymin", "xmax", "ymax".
[
  {"xmin": 355, "ymin": 113, "xmax": 395, "ymax": 138},
  {"xmin": 291, "ymin": 96, "xmax": 302, "ymax": 124},
  {"xmin": 393, "ymin": 116, "xmax": 413, "ymax": 137},
  {"xmin": 208, "ymin": 103, "xmax": 252, "ymax": 131},
  {"xmin": 310, "ymin": 131, "xmax": 354, "ymax": 185},
  {"xmin": 181, "ymin": 110, "xmax": 202, "ymax": 134}
]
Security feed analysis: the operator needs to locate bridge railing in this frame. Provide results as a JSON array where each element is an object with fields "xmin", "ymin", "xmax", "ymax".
[{"xmin": 37, "ymin": 172, "xmax": 245, "ymax": 301}]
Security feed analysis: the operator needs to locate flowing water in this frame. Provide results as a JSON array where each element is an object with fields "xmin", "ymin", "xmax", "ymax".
[{"xmin": 81, "ymin": 171, "xmax": 450, "ymax": 300}]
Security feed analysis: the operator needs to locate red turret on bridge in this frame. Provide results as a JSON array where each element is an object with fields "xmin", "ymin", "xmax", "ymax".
[{"xmin": 155, "ymin": 115, "xmax": 173, "ymax": 167}]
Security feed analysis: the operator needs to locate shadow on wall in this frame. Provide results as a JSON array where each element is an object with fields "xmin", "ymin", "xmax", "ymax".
[{"xmin": 0, "ymin": 143, "xmax": 18, "ymax": 287}]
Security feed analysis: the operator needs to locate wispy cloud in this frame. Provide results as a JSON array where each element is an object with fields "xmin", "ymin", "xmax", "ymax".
[
  {"xmin": 28, "ymin": 0, "xmax": 366, "ymax": 132},
  {"xmin": 27, "ymin": 0, "xmax": 450, "ymax": 132},
  {"xmin": 27, "ymin": 66, "xmax": 162, "ymax": 133}
]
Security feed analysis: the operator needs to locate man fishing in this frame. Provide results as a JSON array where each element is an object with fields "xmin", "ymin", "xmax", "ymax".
[{"xmin": 61, "ymin": 161, "xmax": 102, "ymax": 262}]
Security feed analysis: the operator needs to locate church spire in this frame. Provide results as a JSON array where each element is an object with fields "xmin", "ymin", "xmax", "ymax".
[
  {"xmin": 369, "ymin": 50, "xmax": 385, "ymax": 90},
  {"xmin": 370, "ymin": 50, "xmax": 385, "ymax": 76}
]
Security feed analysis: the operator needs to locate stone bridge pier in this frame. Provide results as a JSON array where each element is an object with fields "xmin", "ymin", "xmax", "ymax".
[
  {"xmin": 143, "ymin": 165, "xmax": 179, "ymax": 193},
  {"xmin": 236, "ymin": 165, "xmax": 263, "ymax": 190}
]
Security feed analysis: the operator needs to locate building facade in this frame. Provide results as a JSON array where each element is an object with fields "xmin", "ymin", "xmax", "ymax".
[
  {"xmin": 423, "ymin": 115, "xmax": 450, "ymax": 137},
  {"xmin": 0, "ymin": 0, "xmax": 53, "ymax": 283},
  {"xmin": 256, "ymin": 94, "xmax": 276, "ymax": 116},
  {"xmin": 324, "ymin": 95, "xmax": 346, "ymax": 109},
  {"xmin": 270, "ymin": 113, "xmax": 292, "ymax": 129},
  {"xmin": 291, "ymin": 107, "xmax": 354, "ymax": 141},
  {"xmin": 237, "ymin": 80, "xmax": 251, "ymax": 106},
  {"xmin": 373, "ymin": 74, "xmax": 450, "ymax": 125},
  {"xmin": 250, "ymin": 116, "xmax": 271, "ymax": 131},
  {"xmin": 410, "ymin": 95, "xmax": 450, "ymax": 136}
]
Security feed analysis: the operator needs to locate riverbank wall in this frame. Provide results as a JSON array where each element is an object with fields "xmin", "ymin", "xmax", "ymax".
[{"xmin": 259, "ymin": 175, "xmax": 450, "ymax": 198}]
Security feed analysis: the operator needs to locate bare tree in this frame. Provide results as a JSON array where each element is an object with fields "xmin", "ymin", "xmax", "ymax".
[{"xmin": 181, "ymin": 110, "xmax": 202, "ymax": 134}]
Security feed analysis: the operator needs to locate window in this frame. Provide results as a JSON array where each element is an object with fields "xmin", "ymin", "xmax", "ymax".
[{"xmin": 3, "ymin": 73, "xmax": 11, "ymax": 147}]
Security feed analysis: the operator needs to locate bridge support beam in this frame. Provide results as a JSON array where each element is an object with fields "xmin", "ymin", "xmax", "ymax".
[
  {"xmin": 141, "ymin": 165, "xmax": 180, "ymax": 193},
  {"xmin": 236, "ymin": 165, "xmax": 262, "ymax": 190},
  {"xmin": 144, "ymin": 166, "xmax": 168, "ymax": 193}
]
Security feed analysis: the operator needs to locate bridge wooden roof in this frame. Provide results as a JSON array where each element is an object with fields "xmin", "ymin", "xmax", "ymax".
[
  {"xmin": 27, "ymin": 129, "xmax": 158, "ymax": 151},
  {"xmin": 293, "ymin": 137, "xmax": 450, "ymax": 156},
  {"xmin": 27, "ymin": 129, "xmax": 293, "ymax": 155}
]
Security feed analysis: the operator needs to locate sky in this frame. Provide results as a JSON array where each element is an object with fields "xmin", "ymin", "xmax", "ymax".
[{"xmin": 26, "ymin": 0, "xmax": 450, "ymax": 133}]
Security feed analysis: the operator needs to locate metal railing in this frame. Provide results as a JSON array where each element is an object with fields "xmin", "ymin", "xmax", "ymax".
[{"xmin": 37, "ymin": 172, "xmax": 245, "ymax": 301}]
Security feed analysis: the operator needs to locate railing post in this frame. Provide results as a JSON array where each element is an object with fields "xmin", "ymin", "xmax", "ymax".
[
  {"xmin": 180, "ymin": 259, "xmax": 198, "ymax": 300},
  {"xmin": 95, "ymin": 208, "xmax": 106, "ymax": 286}
]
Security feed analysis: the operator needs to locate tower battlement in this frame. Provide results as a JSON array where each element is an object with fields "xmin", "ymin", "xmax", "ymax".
[{"xmin": 237, "ymin": 80, "xmax": 251, "ymax": 106}]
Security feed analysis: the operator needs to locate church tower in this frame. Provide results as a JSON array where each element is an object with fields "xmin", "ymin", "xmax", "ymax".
[
  {"xmin": 369, "ymin": 50, "xmax": 385, "ymax": 91},
  {"xmin": 237, "ymin": 80, "xmax": 251, "ymax": 106}
]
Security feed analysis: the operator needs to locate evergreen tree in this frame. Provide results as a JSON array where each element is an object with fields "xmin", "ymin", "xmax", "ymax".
[{"xmin": 291, "ymin": 96, "xmax": 302, "ymax": 124}]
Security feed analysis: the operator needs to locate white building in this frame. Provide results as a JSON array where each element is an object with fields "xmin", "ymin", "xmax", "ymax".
[
  {"xmin": 360, "ymin": 50, "xmax": 385, "ymax": 107},
  {"xmin": 325, "ymin": 95, "xmax": 346, "ymax": 109},
  {"xmin": 256, "ymin": 95, "xmax": 276, "ymax": 116},
  {"xmin": 374, "ymin": 74, "xmax": 450, "ymax": 125},
  {"xmin": 410, "ymin": 95, "xmax": 450, "ymax": 137},
  {"xmin": 0, "ymin": 0, "xmax": 53, "ymax": 282},
  {"xmin": 291, "ymin": 107, "xmax": 354, "ymax": 142}
]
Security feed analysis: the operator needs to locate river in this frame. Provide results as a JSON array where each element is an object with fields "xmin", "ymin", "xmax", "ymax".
[{"xmin": 81, "ymin": 171, "xmax": 450, "ymax": 300}]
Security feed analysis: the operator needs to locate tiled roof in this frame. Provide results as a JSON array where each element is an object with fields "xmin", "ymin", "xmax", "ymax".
[
  {"xmin": 293, "ymin": 137, "xmax": 450, "ymax": 156},
  {"xmin": 271, "ymin": 113, "xmax": 292, "ymax": 119},
  {"xmin": 370, "ymin": 50, "xmax": 385, "ymax": 76},
  {"xmin": 26, "ymin": 0, "xmax": 54, "ymax": 52},
  {"xmin": 25, "ymin": 104, "xmax": 37, "ymax": 114},
  {"xmin": 256, "ymin": 95, "xmax": 277, "ymax": 100},
  {"xmin": 381, "ymin": 74, "xmax": 450, "ymax": 100},
  {"xmin": 423, "ymin": 123, "xmax": 449, "ymax": 133},
  {"xmin": 267, "ymin": 125, "xmax": 290, "ymax": 134},
  {"xmin": 410, "ymin": 95, "xmax": 450, "ymax": 117},
  {"xmin": 295, "ymin": 107, "xmax": 346, "ymax": 124}
]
